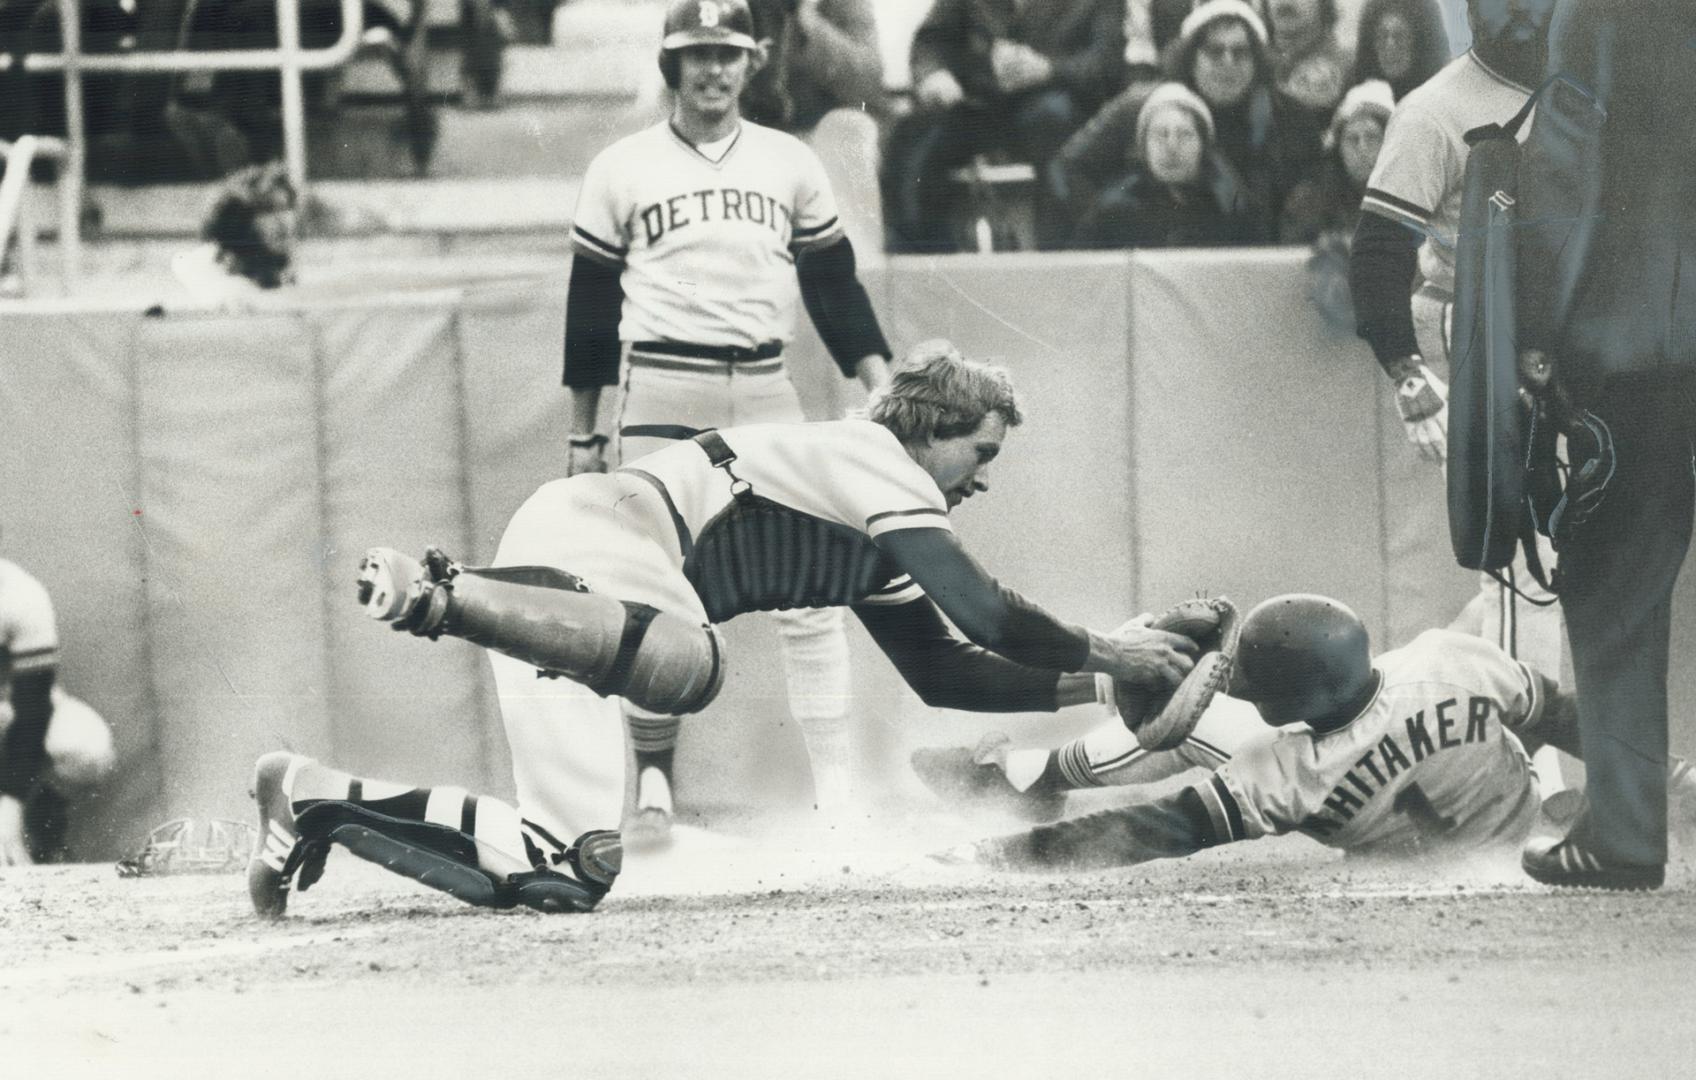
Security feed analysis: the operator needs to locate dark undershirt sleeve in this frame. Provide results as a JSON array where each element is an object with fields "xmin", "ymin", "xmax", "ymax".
[
  {"xmin": 976, "ymin": 787, "xmax": 1220, "ymax": 871},
  {"xmin": 875, "ymin": 528, "xmax": 1091, "ymax": 672},
  {"xmin": 0, "ymin": 668, "xmax": 55, "ymax": 799},
  {"xmin": 1349, "ymin": 209, "xmax": 1424, "ymax": 374},
  {"xmin": 562, "ymin": 253, "xmax": 625, "ymax": 388},
  {"xmin": 795, "ymin": 237, "xmax": 891, "ymax": 378},
  {"xmin": 852, "ymin": 597, "xmax": 1062, "ymax": 713}
]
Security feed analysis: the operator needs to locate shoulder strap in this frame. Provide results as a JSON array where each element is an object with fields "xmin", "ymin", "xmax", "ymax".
[
  {"xmin": 692, "ymin": 429, "xmax": 737, "ymax": 469},
  {"xmin": 1465, "ymin": 73, "xmax": 1601, "ymax": 147},
  {"xmin": 692, "ymin": 429, "xmax": 753, "ymax": 502}
]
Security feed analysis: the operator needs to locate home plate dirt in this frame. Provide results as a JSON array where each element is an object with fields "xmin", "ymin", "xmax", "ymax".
[{"xmin": 3, "ymin": 816, "xmax": 1694, "ymax": 1079}]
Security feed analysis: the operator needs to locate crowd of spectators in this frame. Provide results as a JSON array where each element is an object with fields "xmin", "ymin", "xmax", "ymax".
[
  {"xmin": 881, "ymin": 0, "xmax": 1453, "ymax": 257},
  {"xmin": 0, "ymin": 0, "xmax": 442, "ymax": 183}
]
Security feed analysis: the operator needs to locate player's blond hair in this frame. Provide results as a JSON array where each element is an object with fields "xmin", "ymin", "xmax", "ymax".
[{"xmin": 868, "ymin": 339, "xmax": 1023, "ymax": 444}]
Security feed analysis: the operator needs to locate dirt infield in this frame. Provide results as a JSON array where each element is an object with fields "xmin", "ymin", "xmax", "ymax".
[{"xmin": 3, "ymin": 814, "xmax": 1694, "ymax": 1080}]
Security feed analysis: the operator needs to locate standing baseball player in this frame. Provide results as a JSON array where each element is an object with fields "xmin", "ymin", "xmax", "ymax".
[
  {"xmin": 1, "ymin": 555, "xmax": 116, "ymax": 864},
  {"xmin": 1348, "ymin": 2, "xmax": 1565, "ymax": 684},
  {"xmin": 955, "ymin": 594, "xmax": 1696, "ymax": 884},
  {"xmin": 564, "ymin": 0, "xmax": 892, "ymax": 843},
  {"xmin": 246, "ymin": 344, "xmax": 1199, "ymax": 917}
]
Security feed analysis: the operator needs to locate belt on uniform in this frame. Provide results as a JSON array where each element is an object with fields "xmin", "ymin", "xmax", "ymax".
[{"xmin": 631, "ymin": 340, "xmax": 783, "ymax": 362}]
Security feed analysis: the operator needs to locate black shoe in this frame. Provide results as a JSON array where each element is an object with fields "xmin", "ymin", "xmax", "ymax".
[{"xmin": 1522, "ymin": 835, "xmax": 1664, "ymax": 891}]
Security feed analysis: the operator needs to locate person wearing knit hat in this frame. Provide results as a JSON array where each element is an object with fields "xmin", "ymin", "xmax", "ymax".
[
  {"xmin": 1048, "ymin": 0, "xmax": 1320, "ymax": 243},
  {"xmin": 1178, "ymin": 0, "xmax": 1270, "ymax": 51},
  {"xmin": 1070, "ymin": 80, "xmax": 1261, "ymax": 249},
  {"xmin": 1283, "ymin": 79, "xmax": 1393, "ymax": 243},
  {"xmin": 1280, "ymin": 79, "xmax": 1394, "ymax": 332},
  {"xmin": 1135, "ymin": 81, "xmax": 1216, "ymax": 155},
  {"xmin": 1325, "ymin": 78, "xmax": 1395, "ymax": 182}
]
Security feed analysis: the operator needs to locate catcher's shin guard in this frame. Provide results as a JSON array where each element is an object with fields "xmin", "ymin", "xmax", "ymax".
[
  {"xmin": 358, "ymin": 548, "xmax": 725, "ymax": 715},
  {"xmin": 291, "ymin": 801, "xmax": 622, "ymax": 913}
]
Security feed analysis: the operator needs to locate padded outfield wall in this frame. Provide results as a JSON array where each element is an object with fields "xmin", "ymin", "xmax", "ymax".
[{"xmin": 4, "ymin": 250, "xmax": 1688, "ymax": 858}]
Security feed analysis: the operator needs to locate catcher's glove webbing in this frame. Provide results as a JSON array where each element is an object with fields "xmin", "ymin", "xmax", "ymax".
[{"xmin": 1114, "ymin": 597, "xmax": 1241, "ymax": 752}]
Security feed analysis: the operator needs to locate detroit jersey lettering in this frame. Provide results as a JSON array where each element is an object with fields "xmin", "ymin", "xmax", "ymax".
[
  {"xmin": 1200, "ymin": 630, "xmax": 1543, "ymax": 855},
  {"xmin": 569, "ymin": 121, "xmax": 843, "ymax": 349}
]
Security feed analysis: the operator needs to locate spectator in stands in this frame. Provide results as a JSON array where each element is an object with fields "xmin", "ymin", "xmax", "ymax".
[
  {"xmin": 743, "ymin": 0, "xmax": 889, "ymax": 257},
  {"xmin": 1279, "ymin": 78, "xmax": 1391, "ymax": 243},
  {"xmin": 169, "ymin": 162, "xmax": 298, "ymax": 304},
  {"xmin": 1050, "ymin": 0, "xmax": 1320, "ymax": 244},
  {"xmin": 1122, "ymin": 0, "xmax": 1272, "ymax": 80},
  {"xmin": 1279, "ymin": 79, "xmax": 1393, "ymax": 328},
  {"xmin": 1070, "ymin": 81, "xmax": 1262, "ymax": 249},
  {"xmin": 1265, "ymin": 0, "xmax": 1350, "ymax": 119},
  {"xmin": 1349, "ymin": 0, "xmax": 1450, "ymax": 101},
  {"xmin": 884, "ymin": 0, "xmax": 1126, "ymax": 253}
]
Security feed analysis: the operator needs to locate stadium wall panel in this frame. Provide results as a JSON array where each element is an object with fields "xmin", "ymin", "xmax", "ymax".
[{"xmin": 1, "ymin": 250, "xmax": 1686, "ymax": 857}]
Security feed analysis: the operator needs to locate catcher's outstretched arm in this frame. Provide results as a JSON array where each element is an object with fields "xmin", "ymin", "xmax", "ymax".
[
  {"xmin": 874, "ymin": 528, "xmax": 1091, "ymax": 672},
  {"xmin": 973, "ymin": 784, "xmax": 1232, "ymax": 872},
  {"xmin": 853, "ymin": 597, "xmax": 1097, "ymax": 713}
]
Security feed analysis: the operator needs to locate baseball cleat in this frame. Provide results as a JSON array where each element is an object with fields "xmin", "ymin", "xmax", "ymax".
[
  {"xmin": 1521, "ymin": 835, "xmax": 1664, "ymax": 891},
  {"xmin": 910, "ymin": 731, "xmax": 1065, "ymax": 823},
  {"xmin": 246, "ymin": 751, "xmax": 330, "ymax": 919},
  {"xmin": 356, "ymin": 547, "xmax": 427, "ymax": 622}
]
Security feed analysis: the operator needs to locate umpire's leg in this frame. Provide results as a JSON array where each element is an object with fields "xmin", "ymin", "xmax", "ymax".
[{"xmin": 1557, "ymin": 374, "xmax": 1696, "ymax": 867}]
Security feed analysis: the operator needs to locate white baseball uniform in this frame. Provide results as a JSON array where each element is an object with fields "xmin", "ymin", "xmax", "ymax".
[
  {"xmin": 493, "ymin": 419, "xmax": 946, "ymax": 838},
  {"xmin": 1197, "ymin": 629, "xmax": 1543, "ymax": 855}
]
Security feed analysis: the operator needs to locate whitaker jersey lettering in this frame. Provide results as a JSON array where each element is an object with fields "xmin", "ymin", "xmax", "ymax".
[{"xmin": 1206, "ymin": 630, "xmax": 1544, "ymax": 854}]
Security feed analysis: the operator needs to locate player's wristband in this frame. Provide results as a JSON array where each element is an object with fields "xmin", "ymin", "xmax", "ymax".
[{"xmin": 568, "ymin": 433, "xmax": 609, "ymax": 450}]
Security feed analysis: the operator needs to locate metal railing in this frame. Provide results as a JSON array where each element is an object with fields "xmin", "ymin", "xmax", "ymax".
[{"xmin": 0, "ymin": 0, "xmax": 367, "ymax": 282}]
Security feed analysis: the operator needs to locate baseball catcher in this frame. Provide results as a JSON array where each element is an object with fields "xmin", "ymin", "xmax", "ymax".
[{"xmin": 245, "ymin": 343, "xmax": 1199, "ymax": 917}]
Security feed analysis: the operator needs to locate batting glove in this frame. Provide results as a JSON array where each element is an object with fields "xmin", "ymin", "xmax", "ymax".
[
  {"xmin": 566, "ymin": 433, "xmax": 609, "ymax": 476},
  {"xmin": 1394, "ymin": 362, "xmax": 1448, "ymax": 464}
]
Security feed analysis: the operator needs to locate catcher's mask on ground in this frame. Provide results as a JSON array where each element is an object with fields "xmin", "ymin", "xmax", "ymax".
[
  {"xmin": 1229, "ymin": 593, "xmax": 1374, "ymax": 727},
  {"xmin": 659, "ymin": 0, "xmax": 759, "ymax": 89}
]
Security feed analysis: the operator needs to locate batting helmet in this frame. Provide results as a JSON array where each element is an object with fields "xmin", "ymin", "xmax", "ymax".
[
  {"xmin": 1229, "ymin": 594, "xmax": 1374, "ymax": 727},
  {"xmin": 659, "ymin": 0, "xmax": 759, "ymax": 88}
]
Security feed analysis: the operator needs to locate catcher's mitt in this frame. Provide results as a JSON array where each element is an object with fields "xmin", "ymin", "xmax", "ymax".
[{"xmin": 1114, "ymin": 596, "xmax": 1241, "ymax": 752}]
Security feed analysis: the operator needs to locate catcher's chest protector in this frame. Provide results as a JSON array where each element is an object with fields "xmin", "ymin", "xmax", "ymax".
[{"xmin": 1448, "ymin": 106, "xmax": 1532, "ymax": 572}]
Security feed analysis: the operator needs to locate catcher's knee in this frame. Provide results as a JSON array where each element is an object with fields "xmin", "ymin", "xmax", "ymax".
[{"xmin": 409, "ymin": 568, "xmax": 725, "ymax": 715}]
